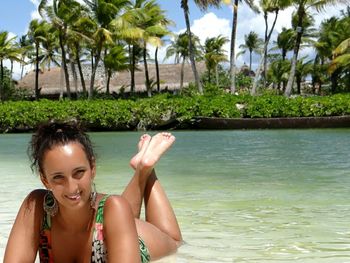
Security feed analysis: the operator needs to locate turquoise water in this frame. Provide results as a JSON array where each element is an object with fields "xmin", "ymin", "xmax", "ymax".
[{"xmin": 1, "ymin": 130, "xmax": 350, "ymax": 262}]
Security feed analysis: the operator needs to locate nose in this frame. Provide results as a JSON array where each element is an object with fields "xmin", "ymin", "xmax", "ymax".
[{"xmin": 66, "ymin": 177, "xmax": 79, "ymax": 194}]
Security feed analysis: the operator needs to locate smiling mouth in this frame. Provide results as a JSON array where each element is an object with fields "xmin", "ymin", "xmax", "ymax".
[{"xmin": 66, "ymin": 191, "xmax": 81, "ymax": 200}]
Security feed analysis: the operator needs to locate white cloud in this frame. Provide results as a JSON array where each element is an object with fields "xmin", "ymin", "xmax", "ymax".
[
  {"xmin": 190, "ymin": 12, "xmax": 231, "ymax": 44},
  {"xmin": 30, "ymin": 0, "xmax": 43, "ymax": 20}
]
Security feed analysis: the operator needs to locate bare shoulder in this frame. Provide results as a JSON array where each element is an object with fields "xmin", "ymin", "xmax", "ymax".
[
  {"xmin": 21, "ymin": 189, "xmax": 47, "ymax": 214},
  {"xmin": 27, "ymin": 188, "xmax": 47, "ymax": 200}
]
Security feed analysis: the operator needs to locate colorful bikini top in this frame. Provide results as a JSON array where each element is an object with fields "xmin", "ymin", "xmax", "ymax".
[
  {"xmin": 39, "ymin": 195, "xmax": 109, "ymax": 263},
  {"xmin": 38, "ymin": 195, "xmax": 150, "ymax": 263}
]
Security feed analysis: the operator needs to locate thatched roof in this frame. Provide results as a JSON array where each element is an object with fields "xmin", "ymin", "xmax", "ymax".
[{"xmin": 17, "ymin": 63, "xmax": 206, "ymax": 95}]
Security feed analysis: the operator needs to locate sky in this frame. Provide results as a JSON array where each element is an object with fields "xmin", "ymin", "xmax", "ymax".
[{"xmin": 0, "ymin": 0, "xmax": 346, "ymax": 79}]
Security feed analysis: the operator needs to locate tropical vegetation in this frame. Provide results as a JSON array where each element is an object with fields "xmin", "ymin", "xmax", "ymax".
[{"xmin": 0, "ymin": 0, "xmax": 349, "ymax": 131}]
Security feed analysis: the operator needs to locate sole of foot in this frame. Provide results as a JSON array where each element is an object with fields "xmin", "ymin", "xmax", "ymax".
[
  {"xmin": 130, "ymin": 134, "xmax": 151, "ymax": 170},
  {"xmin": 140, "ymin": 132, "xmax": 175, "ymax": 171}
]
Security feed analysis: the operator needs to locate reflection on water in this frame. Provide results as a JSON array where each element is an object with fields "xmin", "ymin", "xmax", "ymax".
[{"xmin": 1, "ymin": 130, "xmax": 350, "ymax": 262}]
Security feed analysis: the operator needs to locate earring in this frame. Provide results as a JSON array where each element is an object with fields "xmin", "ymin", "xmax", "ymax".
[
  {"xmin": 43, "ymin": 190, "xmax": 58, "ymax": 217},
  {"xmin": 90, "ymin": 182, "xmax": 97, "ymax": 209}
]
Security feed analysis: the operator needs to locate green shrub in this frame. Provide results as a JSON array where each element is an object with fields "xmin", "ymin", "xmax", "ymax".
[{"xmin": 1, "ymin": 93, "xmax": 350, "ymax": 132}]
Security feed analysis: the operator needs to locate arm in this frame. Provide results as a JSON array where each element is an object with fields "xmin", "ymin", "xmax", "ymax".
[
  {"xmin": 104, "ymin": 195, "xmax": 140, "ymax": 263},
  {"xmin": 4, "ymin": 189, "xmax": 45, "ymax": 263}
]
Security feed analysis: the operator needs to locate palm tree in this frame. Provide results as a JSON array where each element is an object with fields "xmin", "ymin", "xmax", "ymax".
[
  {"xmin": 39, "ymin": 0, "xmax": 84, "ymax": 99},
  {"xmin": 40, "ymin": 25, "xmax": 60, "ymax": 71},
  {"xmin": 131, "ymin": 0, "xmax": 170, "ymax": 97},
  {"xmin": 295, "ymin": 57, "xmax": 313, "ymax": 93},
  {"xmin": 276, "ymin": 27, "xmax": 295, "ymax": 60},
  {"xmin": 181, "ymin": 0, "xmax": 221, "ymax": 94},
  {"xmin": 28, "ymin": 19, "xmax": 50, "ymax": 100},
  {"xmin": 67, "ymin": 3, "xmax": 100, "ymax": 96},
  {"xmin": 315, "ymin": 11, "xmax": 350, "ymax": 93},
  {"xmin": 272, "ymin": 27, "xmax": 295, "ymax": 90},
  {"xmin": 203, "ymin": 35, "xmax": 229, "ymax": 86},
  {"xmin": 18, "ymin": 35, "xmax": 33, "ymax": 79},
  {"xmin": 67, "ymin": 15, "xmax": 96, "ymax": 95},
  {"xmin": 0, "ymin": 31, "xmax": 21, "ymax": 101},
  {"xmin": 83, "ymin": 0, "xmax": 129, "ymax": 98},
  {"xmin": 95, "ymin": 0, "xmax": 144, "ymax": 93},
  {"xmin": 223, "ymin": 0, "xmax": 259, "ymax": 94},
  {"xmin": 165, "ymin": 32, "xmax": 201, "ymax": 90},
  {"xmin": 266, "ymin": 56, "xmax": 291, "ymax": 90},
  {"xmin": 251, "ymin": 0, "xmax": 291, "ymax": 95},
  {"xmin": 284, "ymin": 0, "xmax": 348, "ymax": 97},
  {"xmin": 152, "ymin": 16, "xmax": 173, "ymax": 93},
  {"xmin": 329, "ymin": 38, "xmax": 350, "ymax": 74},
  {"xmin": 104, "ymin": 44, "xmax": 129, "ymax": 94},
  {"xmin": 329, "ymin": 38, "xmax": 350, "ymax": 91},
  {"xmin": 237, "ymin": 31, "xmax": 263, "ymax": 71}
]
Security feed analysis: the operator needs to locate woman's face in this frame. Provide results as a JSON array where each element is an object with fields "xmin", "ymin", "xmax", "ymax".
[{"xmin": 41, "ymin": 142, "xmax": 95, "ymax": 211}]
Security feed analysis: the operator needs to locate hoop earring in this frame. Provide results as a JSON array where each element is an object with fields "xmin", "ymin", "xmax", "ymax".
[
  {"xmin": 90, "ymin": 182, "xmax": 97, "ymax": 209},
  {"xmin": 43, "ymin": 190, "xmax": 58, "ymax": 217}
]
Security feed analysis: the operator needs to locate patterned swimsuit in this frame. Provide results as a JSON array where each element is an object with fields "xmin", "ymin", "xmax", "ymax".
[{"xmin": 39, "ymin": 195, "xmax": 150, "ymax": 263}]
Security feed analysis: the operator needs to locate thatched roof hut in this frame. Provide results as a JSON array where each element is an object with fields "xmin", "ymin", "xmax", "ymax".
[{"xmin": 17, "ymin": 63, "xmax": 206, "ymax": 97}]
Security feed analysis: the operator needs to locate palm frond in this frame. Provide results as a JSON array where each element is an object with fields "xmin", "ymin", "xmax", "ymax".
[
  {"xmin": 329, "ymin": 53, "xmax": 350, "ymax": 73},
  {"xmin": 333, "ymin": 38, "xmax": 350, "ymax": 56}
]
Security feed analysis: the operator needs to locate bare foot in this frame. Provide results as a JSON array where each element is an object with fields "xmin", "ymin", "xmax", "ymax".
[
  {"xmin": 139, "ymin": 132, "xmax": 175, "ymax": 171},
  {"xmin": 129, "ymin": 134, "xmax": 151, "ymax": 169}
]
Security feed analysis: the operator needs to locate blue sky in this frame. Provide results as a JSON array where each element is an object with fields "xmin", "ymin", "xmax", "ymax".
[
  {"xmin": 0, "ymin": 1, "xmax": 229, "ymax": 36},
  {"xmin": 0, "ymin": 0, "xmax": 345, "ymax": 79}
]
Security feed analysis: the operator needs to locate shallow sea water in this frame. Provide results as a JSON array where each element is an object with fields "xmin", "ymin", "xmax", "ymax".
[{"xmin": 1, "ymin": 130, "xmax": 350, "ymax": 262}]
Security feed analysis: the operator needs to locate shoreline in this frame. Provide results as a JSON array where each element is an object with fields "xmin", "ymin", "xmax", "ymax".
[
  {"xmin": 3, "ymin": 116, "xmax": 350, "ymax": 133},
  {"xmin": 187, "ymin": 116, "xmax": 350, "ymax": 130}
]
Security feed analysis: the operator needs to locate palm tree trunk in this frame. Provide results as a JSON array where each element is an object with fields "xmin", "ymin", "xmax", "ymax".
[
  {"xmin": 263, "ymin": 12, "xmax": 268, "ymax": 88},
  {"xmin": 155, "ymin": 47, "xmax": 160, "ymax": 92},
  {"xmin": 103, "ymin": 49, "xmax": 109, "ymax": 94},
  {"xmin": 89, "ymin": 49, "xmax": 101, "ymax": 99},
  {"xmin": 70, "ymin": 60, "xmax": 78, "ymax": 96},
  {"xmin": 216, "ymin": 65, "xmax": 219, "ymax": 87},
  {"xmin": 21, "ymin": 60, "xmax": 25, "ymax": 79},
  {"xmin": 229, "ymin": 0, "xmax": 239, "ymax": 94},
  {"xmin": 249, "ymin": 51, "xmax": 252, "ymax": 71},
  {"xmin": 35, "ymin": 43, "xmax": 40, "ymax": 100},
  {"xmin": 208, "ymin": 68, "xmax": 211, "ymax": 83},
  {"xmin": 10, "ymin": 61, "xmax": 13, "ymax": 77},
  {"xmin": 75, "ymin": 44, "xmax": 86, "ymax": 94},
  {"xmin": 182, "ymin": 1, "xmax": 203, "ymax": 94},
  {"xmin": 59, "ymin": 32, "xmax": 71, "ymax": 99},
  {"xmin": 296, "ymin": 74, "xmax": 301, "ymax": 94},
  {"xmin": 285, "ymin": 6, "xmax": 304, "ymax": 97},
  {"xmin": 330, "ymin": 71, "xmax": 338, "ymax": 93},
  {"xmin": 91, "ymin": 50, "xmax": 94, "ymax": 77},
  {"xmin": 130, "ymin": 45, "xmax": 136, "ymax": 94},
  {"xmin": 0, "ymin": 59, "xmax": 4, "ymax": 101},
  {"xmin": 251, "ymin": 10, "xmax": 279, "ymax": 95},
  {"xmin": 106, "ymin": 70, "xmax": 111, "ymax": 95},
  {"xmin": 143, "ymin": 45, "xmax": 151, "ymax": 97},
  {"xmin": 180, "ymin": 57, "xmax": 185, "ymax": 90},
  {"xmin": 282, "ymin": 49, "xmax": 286, "ymax": 60}
]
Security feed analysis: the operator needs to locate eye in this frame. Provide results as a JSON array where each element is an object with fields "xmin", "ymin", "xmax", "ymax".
[
  {"xmin": 53, "ymin": 174, "xmax": 64, "ymax": 180},
  {"xmin": 74, "ymin": 169, "xmax": 85, "ymax": 178}
]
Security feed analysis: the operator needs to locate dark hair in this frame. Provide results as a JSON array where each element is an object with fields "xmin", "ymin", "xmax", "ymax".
[{"xmin": 28, "ymin": 120, "xmax": 95, "ymax": 174}]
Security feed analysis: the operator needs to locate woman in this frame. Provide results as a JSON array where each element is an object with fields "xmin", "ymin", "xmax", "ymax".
[{"xmin": 4, "ymin": 121, "xmax": 182, "ymax": 262}]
